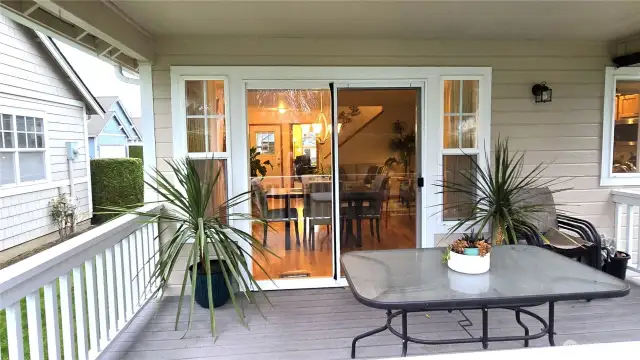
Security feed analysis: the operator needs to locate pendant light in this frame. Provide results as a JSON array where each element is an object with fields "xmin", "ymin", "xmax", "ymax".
[{"xmin": 313, "ymin": 91, "xmax": 330, "ymax": 144}]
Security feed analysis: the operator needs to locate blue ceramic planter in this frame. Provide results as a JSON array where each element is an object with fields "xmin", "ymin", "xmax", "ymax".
[
  {"xmin": 463, "ymin": 248, "xmax": 480, "ymax": 256},
  {"xmin": 189, "ymin": 260, "xmax": 231, "ymax": 308}
]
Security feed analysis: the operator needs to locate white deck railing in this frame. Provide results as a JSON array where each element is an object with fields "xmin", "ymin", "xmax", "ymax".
[
  {"xmin": 0, "ymin": 204, "xmax": 162, "ymax": 360},
  {"xmin": 612, "ymin": 189, "xmax": 640, "ymax": 273}
]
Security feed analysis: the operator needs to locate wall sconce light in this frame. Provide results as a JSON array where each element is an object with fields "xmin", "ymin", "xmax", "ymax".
[{"xmin": 532, "ymin": 82, "xmax": 552, "ymax": 103}]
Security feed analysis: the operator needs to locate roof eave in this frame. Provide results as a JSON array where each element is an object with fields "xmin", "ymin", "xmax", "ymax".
[{"xmin": 36, "ymin": 31, "xmax": 105, "ymax": 116}]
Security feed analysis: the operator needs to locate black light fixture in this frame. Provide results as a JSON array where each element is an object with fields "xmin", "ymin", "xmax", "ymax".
[{"xmin": 532, "ymin": 82, "xmax": 552, "ymax": 103}]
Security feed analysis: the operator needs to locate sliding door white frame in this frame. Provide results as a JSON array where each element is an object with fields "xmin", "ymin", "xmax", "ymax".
[{"xmin": 170, "ymin": 66, "xmax": 492, "ymax": 291}]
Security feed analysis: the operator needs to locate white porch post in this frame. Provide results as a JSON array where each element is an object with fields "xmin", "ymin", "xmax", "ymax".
[{"xmin": 139, "ymin": 62, "xmax": 158, "ymax": 202}]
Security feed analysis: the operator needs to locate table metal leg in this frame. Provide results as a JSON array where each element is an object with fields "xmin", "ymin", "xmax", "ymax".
[
  {"xmin": 351, "ymin": 309, "xmax": 391, "ymax": 359},
  {"xmin": 548, "ymin": 302, "xmax": 556, "ymax": 346},
  {"xmin": 515, "ymin": 309, "xmax": 530, "ymax": 347},
  {"xmin": 482, "ymin": 307, "xmax": 489, "ymax": 349},
  {"xmin": 401, "ymin": 310, "xmax": 408, "ymax": 357}
]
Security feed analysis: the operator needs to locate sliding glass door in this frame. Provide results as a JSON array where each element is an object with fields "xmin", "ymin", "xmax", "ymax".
[
  {"xmin": 245, "ymin": 81, "xmax": 423, "ymax": 286},
  {"xmin": 332, "ymin": 84, "xmax": 423, "ymax": 276},
  {"xmin": 246, "ymin": 84, "xmax": 337, "ymax": 284}
]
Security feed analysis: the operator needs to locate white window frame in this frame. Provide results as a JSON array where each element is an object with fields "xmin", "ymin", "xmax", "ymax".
[
  {"xmin": 436, "ymin": 75, "xmax": 491, "ymax": 233},
  {"xmin": 172, "ymin": 75, "xmax": 234, "ymax": 207},
  {"xmin": 601, "ymin": 66, "xmax": 640, "ymax": 186},
  {"xmin": 0, "ymin": 108, "xmax": 49, "ymax": 189}
]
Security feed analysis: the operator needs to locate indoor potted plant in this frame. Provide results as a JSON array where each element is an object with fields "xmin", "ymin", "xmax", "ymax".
[
  {"xmin": 250, "ymin": 146, "xmax": 273, "ymax": 178},
  {"xmin": 384, "ymin": 120, "xmax": 415, "ymax": 176},
  {"xmin": 106, "ymin": 157, "xmax": 274, "ymax": 336},
  {"xmin": 435, "ymin": 138, "xmax": 567, "ymax": 245}
]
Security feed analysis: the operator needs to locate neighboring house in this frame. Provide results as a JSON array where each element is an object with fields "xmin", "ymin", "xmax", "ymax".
[
  {"xmin": 87, "ymin": 97, "xmax": 142, "ymax": 159},
  {"xmin": 0, "ymin": 13, "xmax": 103, "ymax": 251}
]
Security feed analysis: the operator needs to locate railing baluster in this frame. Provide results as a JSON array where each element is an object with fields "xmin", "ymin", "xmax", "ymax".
[
  {"xmin": 73, "ymin": 266, "xmax": 89, "ymax": 360},
  {"xmin": 59, "ymin": 274, "xmax": 76, "ymax": 360},
  {"xmin": 152, "ymin": 222, "xmax": 160, "ymax": 290},
  {"xmin": 144, "ymin": 224, "xmax": 153, "ymax": 291},
  {"xmin": 130, "ymin": 233, "xmax": 140, "ymax": 309},
  {"xmin": 95, "ymin": 252, "xmax": 109, "ymax": 345},
  {"xmin": 136, "ymin": 229, "xmax": 147, "ymax": 299},
  {"xmin": 44, "ymin": 281, "xmax": 61, "ymax": 360},
  {"xmin": 26, "ymin": 291, "xmax": 45, "ymax": 360},
  {"xmin": 6, "ymin": 301, "xmax": 25, "ymax": 360},
  {"xmin": 105, "ymin": 247, "xmax": 118, "ymax": 336},
  {"xmin": 626, "ymin": 204, "xmax": 634, "ymax": 263},
  {"xmin": 122, "ymin": 235, "xmax": 134, "ymax": 318},
  {"xmin": 615, "ymin": 202, "xmax": 624, "ymax": 251},
  {"xmin": 84, "ymin": 258, "xmax": 101, "ymax": 355},
  {"xmin": 114, "ymin": 242, "xmax": 127, "ymax": 327}
]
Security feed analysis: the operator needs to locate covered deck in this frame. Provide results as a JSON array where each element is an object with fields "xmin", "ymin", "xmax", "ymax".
[{"xmin": 106, "ymin": 285, "xmax": 640, "ymax": 360}]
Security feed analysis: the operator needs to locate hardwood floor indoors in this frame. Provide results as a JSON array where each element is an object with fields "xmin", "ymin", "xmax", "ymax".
[{"xmin": 252, "ymin": 198, "xmax": 417, "ymax": 280}]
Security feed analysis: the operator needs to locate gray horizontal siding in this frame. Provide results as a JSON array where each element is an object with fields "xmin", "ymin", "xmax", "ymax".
[{"xmin": 150, "ymin": 38, "xmax": 635, "ymax": 239}]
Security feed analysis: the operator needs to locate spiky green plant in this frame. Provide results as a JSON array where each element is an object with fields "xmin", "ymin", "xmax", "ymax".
[
  {"xmin": 435, "ymin": 138, "xmax": 568, "ymax": 245},
  {"xmin": 104, "ymin": 157, "xmax": 275, "ymax": 336}
]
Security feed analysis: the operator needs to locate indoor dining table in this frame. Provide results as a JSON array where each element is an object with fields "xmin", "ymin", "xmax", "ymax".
[{"xmin": 310, "ymin": 184, "xmax": 379, "ymax": 247}]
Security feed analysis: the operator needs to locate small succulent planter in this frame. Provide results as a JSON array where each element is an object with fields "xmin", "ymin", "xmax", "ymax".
[
  {"xmin": 448, "ymin": 250, "xmax": 491, "ymax": 274},
  {"xmin": 444, "ymin": 232, "xmax": 492, "ymax": 275}
]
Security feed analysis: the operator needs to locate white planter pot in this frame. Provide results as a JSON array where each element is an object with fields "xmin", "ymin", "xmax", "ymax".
[{"xmin": 447, "ymin": 251, "xmax": 490, "ymax": 274}]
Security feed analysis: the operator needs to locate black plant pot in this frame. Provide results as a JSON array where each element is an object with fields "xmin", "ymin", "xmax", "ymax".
[
  {"xmin": 189, "ymin": 260, "xmax": 231, "ymax": 308},
  {"xmin": 603, "ymin": 251, "xmax": 630, "ymax": 280}
]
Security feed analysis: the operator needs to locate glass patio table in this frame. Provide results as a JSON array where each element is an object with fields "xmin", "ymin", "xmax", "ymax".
[{"xmin": 341, "ymin": 245, "xmax": 630, "ymax": 358}]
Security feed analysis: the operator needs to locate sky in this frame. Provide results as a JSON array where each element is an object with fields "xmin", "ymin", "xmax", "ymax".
[{"xmin": 54, "ymin": 40, "xmax": 141, "ymax": 117}]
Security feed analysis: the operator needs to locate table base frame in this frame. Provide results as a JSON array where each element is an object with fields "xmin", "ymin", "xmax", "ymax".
[{"xmin": 351, "ymin": 302, "xmax": 556, "ymax": 358}]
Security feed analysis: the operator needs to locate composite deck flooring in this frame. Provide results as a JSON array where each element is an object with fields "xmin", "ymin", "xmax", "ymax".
[{"xmin": 105, "ymin": 283, "xmax": 640, "ymax": 359}]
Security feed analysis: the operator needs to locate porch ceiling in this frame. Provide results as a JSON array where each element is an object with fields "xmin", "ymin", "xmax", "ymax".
[{"xmin": 114, "ymin": 0, "xmax": 640, "ymax": 41}]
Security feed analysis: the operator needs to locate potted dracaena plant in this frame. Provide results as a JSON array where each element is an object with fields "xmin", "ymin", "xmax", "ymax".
[
  {"xmin": 105, "ymin": 157, "xmax": 275, "ymax": 336},
  {"xmin": 435, "ymin": 137, "xmax": 568, "ymax": 247}
]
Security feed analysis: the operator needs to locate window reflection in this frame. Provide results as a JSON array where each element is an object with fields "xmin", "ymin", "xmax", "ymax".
[{"xmin": 613, "ymin": 80, "xmax": 640, "ymax": 173}]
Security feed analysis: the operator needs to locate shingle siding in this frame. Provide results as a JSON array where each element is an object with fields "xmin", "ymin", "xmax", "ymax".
[{"xmin": 0, "ymin": 14, "xmax": 90, "ymax": 251}]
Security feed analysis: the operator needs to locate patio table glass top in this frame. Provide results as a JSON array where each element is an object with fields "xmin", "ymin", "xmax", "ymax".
[{"xmin": 341, "ymin": 245, "xmax": 630, "ymax": 310}]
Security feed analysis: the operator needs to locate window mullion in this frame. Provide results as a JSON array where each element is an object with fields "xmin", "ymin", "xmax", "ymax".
[
  {"xmin": 458, "ymin": 80, "xmax": 463, "ymax": 148},
  {"xmin": 203, "ymin": 81, "xmax": 209, "ymax": 152}
]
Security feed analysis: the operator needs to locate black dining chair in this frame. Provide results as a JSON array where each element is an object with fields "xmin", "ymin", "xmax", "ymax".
[
  {"xmin": 362, "ymin": 175, "xmax": 389, "ymax": 242},
  {"xmin": 251, "ymin": 180, "xmax": 300, "ymax": 247},
  {"xmin": 340, "ymin": 175, "xmax": 389, "ymax": 245}
]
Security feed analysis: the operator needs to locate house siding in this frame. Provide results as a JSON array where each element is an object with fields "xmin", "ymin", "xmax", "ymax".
[
  {"xmin": 150, "ymin": 38, "xmax": 627, "ymax": 289},
  {"xmin": 0, "ymin": 14, "xmax": 90, "ymax": 251}
]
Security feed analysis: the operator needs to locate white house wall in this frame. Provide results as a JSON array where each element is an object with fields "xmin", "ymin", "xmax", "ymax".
[
  {"xmin": 149, "ymin": 37, "xmax": 625, "ymax": 289},
  {"xmin": 0, "ymin": 14, "xmax": 90, "ymax": 250}
]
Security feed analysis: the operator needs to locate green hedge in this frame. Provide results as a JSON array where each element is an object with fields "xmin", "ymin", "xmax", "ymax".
[
  {"xmin": 128, "ymin": 145, "xmax": 143, "ymax": 161},
  {"xmin": 91, "ymin": 158, "xmax": 143, "ymax": 224}
]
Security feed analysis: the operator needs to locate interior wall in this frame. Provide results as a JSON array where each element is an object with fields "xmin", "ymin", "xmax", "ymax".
[
  {"xmin": 151, "ymin": 38, "xmax": 620, "ymax": 290},
  {"xmin": 337, "ymin": 89, "xmax": 417, "ymax": 171}
]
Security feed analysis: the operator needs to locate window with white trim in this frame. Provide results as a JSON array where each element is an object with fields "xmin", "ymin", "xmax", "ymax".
[
  {"xmin": 442, "ymin": 79, "xmax": 480, "ymax": 221},
  {"xmin": 184, "ymin": 79, "xmax": 229, "ymax": 219},
  {"xmin": 601, "ymin": 67, "xmax": 640, "ymax": 186},
  {"xmin": 0, "ymin": 113, "xmax": 47, "ymax": 186}
]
